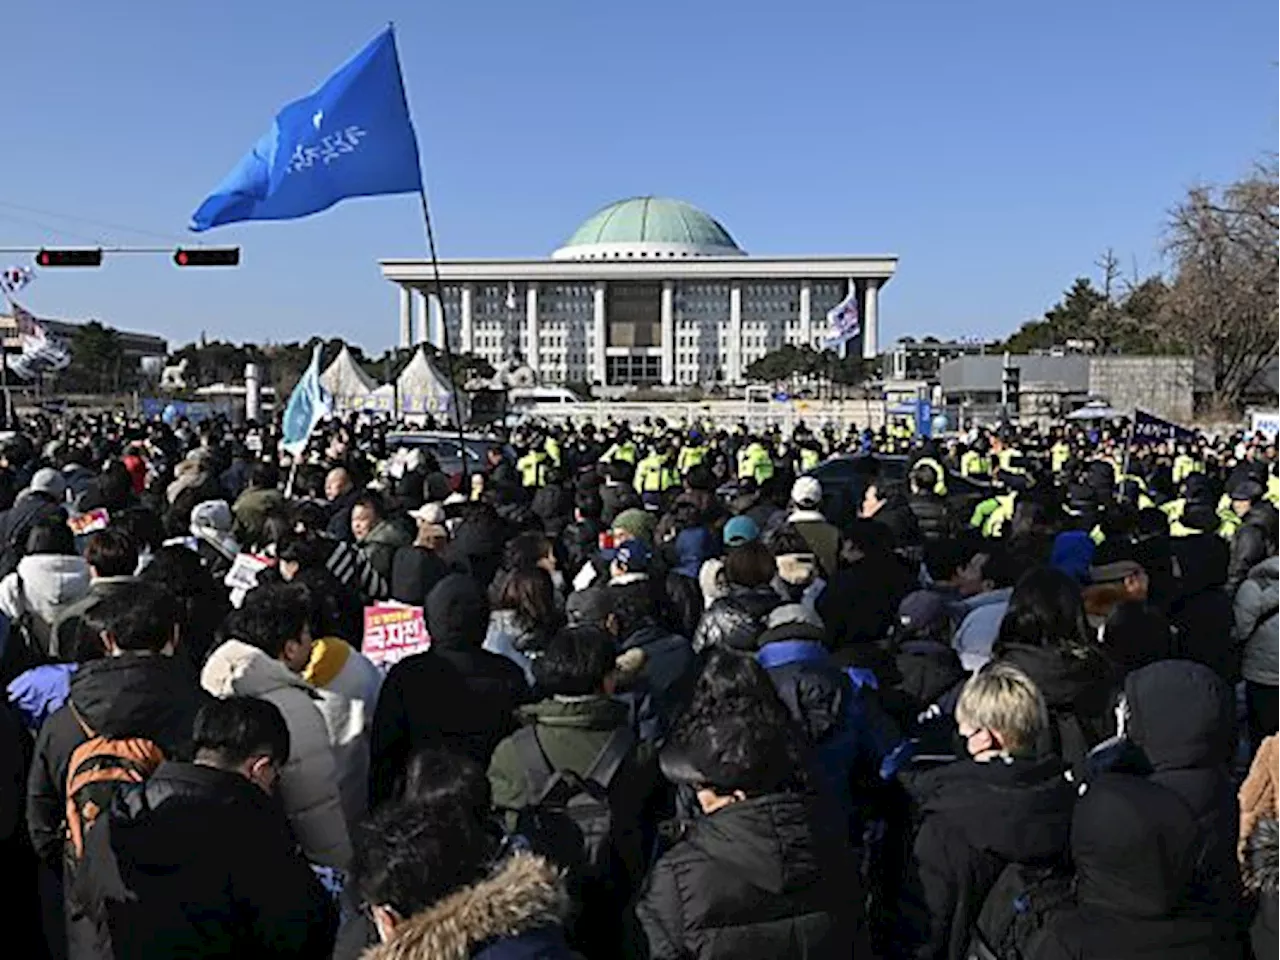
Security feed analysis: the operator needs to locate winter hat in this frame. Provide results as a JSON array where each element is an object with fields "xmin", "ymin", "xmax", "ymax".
[
  {"xmin": 27, "ymin": 467, "xmax": 68, "ymax": 503},
  {"xmin": 1230, "ymin": 480, "xmax": 1265, "ymax": 503},
  {"xmin": 898, "ymin": 590, "xmax": 949, "ymax": 637},
  {"xmin": 1051, "ymin": 530, "xmax": 1096, "ymax": 584},
  {"xmin": 408, "ymin": 502, "xmax": 447, "ymax": 525},
  {"xmin": 612, "ymin": 508, "xmax": 655, "ymax": 544},
  {"xmin": 190, "ymin": 499, "xmax": 233, "ymax": 535},
  {"xmin": 612, "ymin": 538, "xmax": 652, "ymax": 574},
  {"xmin": 426, "ymin": 574, "xmax": 490, "ymax": 650},
  {"xmin": 790, "ymin": 476, "xmax": 823, "ymax": 510},
  {"xmin": 723, "ymin": 515, "xmax": 760, "ymax": 547},
  {"xmin": 673, "ymin": 526, "xmax": 717, "ymax": 579},
  {"xmin": 566, "ymin": 587, "xmax": 613, "ymax": 627}
]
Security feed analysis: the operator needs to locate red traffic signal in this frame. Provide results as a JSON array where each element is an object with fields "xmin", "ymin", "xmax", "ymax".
[
  {"xmin": 35, "ymin": 248, "xmax": 102, "ymax": 267},
  {"xmin": 173, "ymin": 247, "xmax": 240, "ymax": 267}
]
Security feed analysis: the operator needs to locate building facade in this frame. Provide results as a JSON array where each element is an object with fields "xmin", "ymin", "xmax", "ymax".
[{"xmin": 381, "ymin": 197, "xmax": 897, "ymax": 387}]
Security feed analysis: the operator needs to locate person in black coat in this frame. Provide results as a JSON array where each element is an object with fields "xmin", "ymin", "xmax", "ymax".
[
  {"xmin": 0, "ymin": 468, "xmax": 69, "ymax": 578},
  {"xmin": 1226, "ymin": 485, "xmax": 1279, "ymax": 593},
  {"xmin": 1031, "ymin": 773, "xmax": 1235, "ymax": 960},
  {"xmin": 630, "ymin": 712, "xmax": 865, "ymax": 960},
  {"xmin": 892, "ymin": 662, "xmax": 1075, "ymax": 960},
  {"xmin": 72, "ymin": 697, "xmax": 336, "ymax": 958},
  {"xmin": 530, "ymin": 466, "xmax": 573, "ymax": 540},
  {"xmin": 26, "ymin": 583, "xmax": 208, "ymax": 959},
  {"xmin": 388, "ymin": 507, "xmax": 451, "ymax": 610},
  {"xmin": 606, "ymin": 580, "xmax": 695, "ymax": 743},
  {"xmin": 368, "ymin": 574, "xmax": 527, "ymax": 810},
  {"xmin": 1123, "ymin": 660, "xmax": 1243, "ymax": 928},
  {"xmin": 907, "ymin": 463, "xmax": 953, "ymax": 545},
  {"xmin": 1168, "ymin": 532, "xmax": 1236, "ymax": 681},
  {"xmin": 883, "ymin": 590, "xmax": 968, "ymax": 731},
  {"xmin": 449, "ymin": 502, "xmax": 511, "ymax": 590}
]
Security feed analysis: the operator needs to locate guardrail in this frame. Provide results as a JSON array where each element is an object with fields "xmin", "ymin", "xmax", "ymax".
[{"xmin": 514, "ymin": 399, "xmax": 887, "ymax": 434}]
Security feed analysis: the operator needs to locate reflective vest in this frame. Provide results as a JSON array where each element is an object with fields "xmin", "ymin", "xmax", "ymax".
[
  {"xmin": 600, "ymin": 441, "xmax": 637, "ymax": 465},
  {"xmin": 677, "ymin": 445, "xmax": 708, "ymax": 473},
  {"xmin": 543, "ymin": 437, "xmax": 561, "ymax": 467},
  {"xmin": 1172, "ymin": 454, "xmax": 1202, "ymax": 485},
  {"xmin": 1051, "ymin": 443, "xmax": 1071, "ymax": 475},
  {"xmin": 1119, "ymin": 474, "xmax": 1155, "ymax": 510},
  {"xmin": 1268, "ymin": 475, "xmax": 1280, "ymax": 507},
  {"xmin": 997, "ymin": 448, "xmax": 1022, "ymax": 471},
  {"xmin": 799, "ymin": 447, "xmax": 822, "ymax": 472},
  {"xmin": 979, "ymin": 493, "xmax": 1017, "ymax": 538},
  {"xmin": 1161, "ymin": 498, "xmax": 1186, "ymax": 523},
  {"xmin": 634, "ymin": 455, "xmax": 679, "ymax": 493},
  {"xmin": 961, "ymin": 451, "xmax": 992, "ymax": 478},
  {"xmin": 517, "ymin": 451, "xmax": 548, "ymax": 487},
  {"xmin": 737, "ymin": 443, "xmax": 774, "ymax": 483}
]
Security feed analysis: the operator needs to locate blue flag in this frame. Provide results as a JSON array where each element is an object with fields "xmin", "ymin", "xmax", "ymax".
[
  {"xmin": 190, "ymin": 27, "xmax": 422, "ymax": 231},
  {"xmin": 282, "ymin": 346, "xmax": 333, "ymax": 456}
]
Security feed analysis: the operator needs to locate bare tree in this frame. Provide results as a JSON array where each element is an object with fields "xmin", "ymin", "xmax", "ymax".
[{"xmin": 1161, "ymin": 159, "xmax": 1279, "ymax": 414}]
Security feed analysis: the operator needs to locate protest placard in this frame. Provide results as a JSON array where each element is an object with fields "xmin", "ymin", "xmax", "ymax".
[{"xmin": 363, "ymin": 603, "xmax": 430, "ymax": 670}]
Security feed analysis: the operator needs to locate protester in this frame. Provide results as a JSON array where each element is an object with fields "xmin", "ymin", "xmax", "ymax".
[
  {"xmin": 389, "ymin": 502, "xmax": 451, "ymax": 607},
  {"xmin": 1235, "ymin": 554, "xmax": 1279, "ymax": 754},
  {"xmin": 0, "ymin": 515, "xmax": 91, "ymax": 659},
  {"xmin": 51, "ymin": 528, "xmax": 137, "ymax": 661},
  {"xmin": 693, "ymin": 520, "xmax": 782, "ymax": 652}
]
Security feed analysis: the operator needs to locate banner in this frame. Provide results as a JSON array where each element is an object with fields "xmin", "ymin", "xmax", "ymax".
[
  {"xmin": 68, "ymin": 508, "xmax": 110, "ymax": 537},
  {"xmin": 1131, "ymin": 409, "xmax": 1197, "ymax": 446},
  {"xmin": 1250, "ymin": 411, "xmax": 1280, "ymax": 439},
  {"xmin": 363, "ymin": 603, "xmax": 430, "ymax": 670}
]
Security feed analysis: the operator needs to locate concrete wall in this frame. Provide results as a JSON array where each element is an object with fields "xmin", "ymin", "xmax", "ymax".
[{"xmin": 1088, "ymin": 357, "xmax": 1195, "ymax": 423}]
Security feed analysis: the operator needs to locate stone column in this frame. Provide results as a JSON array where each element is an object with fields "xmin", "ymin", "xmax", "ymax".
[
  {"xmin": 460, "ymin": 284, "xmax": 474, "ymax": 353},
  {"xmin": 661, "ymin": 280, "xmax": 675, "ymax": 385},
  {"xmin": 398, "ymin": 286, "xmax": 413, "ymax": 349},
  {"xmin": 862, "ymin": 278, "xmax": 880, "ymax": 360},
  {"xmin": 729, "ymin": 281, "xmax": 743, "ymax": 384},
  {"xmin": 418, "ymin": 290, "xmax": 434, "ymax": 346},
  {"xmin": 799, "ymin": 280, "xmax": 812, "ymax": 348},
  {"xmin": 593, "ymin": 281, "xmax": 607, "ymax": 385},
  {"xmin": 526, "ymin": 283, "xmax": 540, "ymax": 371}
]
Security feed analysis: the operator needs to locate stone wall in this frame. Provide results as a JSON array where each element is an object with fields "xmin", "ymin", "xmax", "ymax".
[{"xmin": 1088, "ymin": 357, "xmax": 1195, "ymax": 422}]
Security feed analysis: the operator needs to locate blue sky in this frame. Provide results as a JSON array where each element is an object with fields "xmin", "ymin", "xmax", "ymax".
[{"xmin": 3, "ymin": 0, "xmax": 1274, "ymax": 351}]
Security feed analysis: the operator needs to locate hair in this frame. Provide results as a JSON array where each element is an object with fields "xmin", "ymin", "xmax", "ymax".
[
  {"xmin": 250, "ymin": 461, "xmax": 279, "ymax": 491},
  {"xmin": 277, "ymin": 534, "xmax": 332, "ymax": 571},
  {"xmin": 607, "ymin": 579, "xmax": 654, "ymax": 638},
  {"xmin": 981, "ymin": 542, "xmax": 1019, "ymax": 589},
  {"xmin": 607, "ymin": 459, "xmax": 635, "ymax": 484},
  {"xmin": 352, "ymin": 490, "xmax": 385, "ymax": 520},
  {"xmin": 84, "ymin": 528, "xmax": 138, "ymax": 578},
  {"xmin": 763, "ymin": 522, "xmax": 811, "ymax": 558},
  {"xmin": 26, "ymin": 515, "xmax": 76, "ymax": 556},
  {"xmin": 193, "ymin": 696, "xmax": 290, "ymax": 768},
  {"xmin": 685, "ymin": 464, "xmax": 714, "ymax": 492},
  {"xmin": 495, "ymin": 567, "xmax": 558, "ymax": 634},
  {"xmin": 236, "ymin": 582, "xmax": 310, "ymax": 658},
  {"xmin": 532, "ymin": 624, "xmax": 616, "ymax": 696},
  {"xmin": 112, "ymin": 506, "xmax": 164, "ymax": 554},
  {"xmin": 1102, "ymin": 601, "xmax": 1172, "ymax": 677},
  {"xmin": 994, "ymin": 566, "xmax": 1091, "ymax": 656},
  {"xmin": 910, "ymin": 463, "xmax": 938, "ymax": 493},
  {"xmin": 351, "ymin": 799, "xmax": 493, "ymax": 917},
  {"xmin": 723, "ymin": 540, "xmax": 776, "ymax": 588},
  {"xmin": 402, "ymin": 749, "xmax": 492, "ymax": 814},
  {"xmin": 574, "ymin": 488, "xmax": 603, "ymax": 521},
  {"xmin": 502, "ymin": 531, "xmax": 553, "ymax": 573},
  {"xmin": 96, "ymin": 462, "xmax": 134, "ymax": 509},
  {"xmin": 93, "ymin": 581, "xmax": 181, "ymax": 653},
  {"xmin": 289, "ymin": 500, "xmax": 331, "ymax": 535},
  {"xmin": 923, "ymin": 532, "xmax": 987, "ymax": 583},
  {"xmin": 954, "ymin": 661, "xmax": 1049, "ymax": 756}
]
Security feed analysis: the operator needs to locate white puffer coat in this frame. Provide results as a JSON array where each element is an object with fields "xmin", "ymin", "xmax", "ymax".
[{"xmin": 200, "ymin": 639, "xmax": 353, "ymax": 869}]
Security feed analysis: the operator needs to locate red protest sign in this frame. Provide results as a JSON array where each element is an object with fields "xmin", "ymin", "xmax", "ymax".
[{"xmin": 362, "ymin": 604, "xmax": 430, "ymax": 670}]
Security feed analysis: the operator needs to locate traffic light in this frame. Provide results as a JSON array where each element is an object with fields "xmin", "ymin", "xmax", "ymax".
[
  {"xmin": 173, "ymin": 247, "xmax": 240, "ymax": 267},
  {"xmin": 35, "ymin": 248, "xmax": 102, "ymax": 267}
]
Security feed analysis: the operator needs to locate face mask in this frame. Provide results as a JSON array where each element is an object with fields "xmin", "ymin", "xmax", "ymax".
[{"xmin": 550, "ymin": 569, "xmax": 565, "ymax": 593}]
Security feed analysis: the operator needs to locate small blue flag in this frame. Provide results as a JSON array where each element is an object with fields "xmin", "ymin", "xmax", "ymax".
[
  {"xmin": 190, "ymin": 27, "xmax": 422, "ymax": 232},
  {"xmin": 282, "ymin": 345, "xmax": 333, "ymax": 456}
]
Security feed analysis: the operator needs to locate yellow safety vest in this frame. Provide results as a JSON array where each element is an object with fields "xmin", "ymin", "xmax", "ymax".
[
  {"xmin": 1051, "ymin": 443, "xmax": 1071, "ymax": 475},
  {"xmin": 1172, "ymin": 455, "xmax": 1201, "ymax": 485},
  {"xmin": 1268, "ymin": 475, "xmax": 1279, "ymax": 507},
  {"xmin": 677, "ymin": 445, "xmax": 708, "ymax": 473},
  {"xmin": 634, "ymin": 455, "xmax": 678, "ymax": 493},
  {"xmin": 982, "ymin": 493, "xmax": 1017, "ymax": 538},
  {"xmin": 961, "ymin": 451, "xmax": 992, "ymax": 478},
  {"xmin": 543, "ymin": 437, "xmax": 561, "ymax": 467},
  {"xmin": 600, "ymin": 441, "xmax": 637, "ymax": 465},
  {"xmin": 517, "ymin": 451, "xmax": 548, "ymax": 487},
  {"xmin": 738, "ymin": 443, "xmax": 774, "ymax": 483},
  {"xmin": 799, "ymin": 448, "xmax": 822, "ymax": 472},
  {"xmin": 914, "ymin": 456, "xmax": 948, "ymax": 497}
]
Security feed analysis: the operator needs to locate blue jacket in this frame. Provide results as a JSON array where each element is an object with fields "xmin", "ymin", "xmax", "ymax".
[{"xmin": 8, "ymin": 662, "xmax": 76, "ymax": 730}]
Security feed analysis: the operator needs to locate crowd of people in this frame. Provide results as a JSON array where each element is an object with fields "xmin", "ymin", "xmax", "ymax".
[{"xmin": 0, "ymin": 408, "xmax": 1276, "ymax": 959}]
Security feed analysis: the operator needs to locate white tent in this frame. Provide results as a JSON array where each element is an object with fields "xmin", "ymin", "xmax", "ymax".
[
  {"xmin": 397, "ymin": 347, "xmax": 468, "ymax": 422},
  {"xmin": 321, "ymin": 346, "xmax": 378, "ymax": 412}
]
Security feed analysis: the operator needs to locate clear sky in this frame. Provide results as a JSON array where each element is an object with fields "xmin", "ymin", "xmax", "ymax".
[{"xmin": 2, "ymin": 0, "xmax": 1274, "ymax": 351}]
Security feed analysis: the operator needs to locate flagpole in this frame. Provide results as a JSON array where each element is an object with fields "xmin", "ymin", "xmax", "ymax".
[{"xmin": 415, "ymin": 187, "xmax": 470, "ymax": 482}]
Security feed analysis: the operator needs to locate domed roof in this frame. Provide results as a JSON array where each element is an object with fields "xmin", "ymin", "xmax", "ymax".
[{"xmin": 552, "ymin": 196, "xmax": 745, "ymax": 260}]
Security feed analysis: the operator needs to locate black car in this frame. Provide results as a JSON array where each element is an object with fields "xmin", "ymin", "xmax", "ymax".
[{"xmin": 808, "ymin": 454, "xmax": 992, "ymax": 530}]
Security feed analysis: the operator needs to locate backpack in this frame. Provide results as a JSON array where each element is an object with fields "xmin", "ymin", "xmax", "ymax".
[
  {"xmin": 64, "ymin": 704, "xmax": 165, "ymax": 861},
  {"xmin": 966, "ymin": 861, "xmax": 1075, "ymax": 960},
  {"xmin": 510, "ymin": 725, "xmax": 635, "ymax": 895}
]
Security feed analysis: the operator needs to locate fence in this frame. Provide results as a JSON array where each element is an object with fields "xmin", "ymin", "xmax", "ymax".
[{"xmin": 517, "ymin": 398, "xmax": 887, "ymax": 436}]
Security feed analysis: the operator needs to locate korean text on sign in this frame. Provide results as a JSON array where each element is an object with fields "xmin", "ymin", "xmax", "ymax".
[{"xmin": 363, "ymin": 604, "xmax": 430, "ymax": 671}]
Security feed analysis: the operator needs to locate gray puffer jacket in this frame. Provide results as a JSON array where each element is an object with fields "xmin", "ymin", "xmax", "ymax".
[{"xmin": 1236, "ymin": 556, "xmax": 1279, "ymax": 686}]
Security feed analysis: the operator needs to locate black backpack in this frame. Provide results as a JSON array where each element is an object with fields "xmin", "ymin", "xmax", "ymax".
[
  {"xmin": 510, "ymin": 725, "xmax": 635, "ymax": 896},
  {"xmin": 966, "ymin": 861, "xmax": 1075, "ymax": 960}
]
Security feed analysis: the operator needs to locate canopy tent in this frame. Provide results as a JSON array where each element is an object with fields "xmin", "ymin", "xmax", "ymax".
[
  {"xmin": 1065, "ymin": 400, "xmax": 1122, "ymax": 421},
  {"xmin": 320, "ymin": 346, "xmax": 377, "ymax": 411},
  {"xmin": 397, "ymin": 347, "xmax": 468, "ymax": 422}
]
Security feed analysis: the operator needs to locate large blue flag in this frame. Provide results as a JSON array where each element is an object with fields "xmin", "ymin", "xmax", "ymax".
[
  {"xmin": 190, "ymin": 27, "xmax": 422, "ymax": 231},
  {"xmin": 282, "ymin": 345, "xmax": 333, "ymax": 456}
]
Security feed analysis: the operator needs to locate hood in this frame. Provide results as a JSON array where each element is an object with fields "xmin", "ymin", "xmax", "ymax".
[
  {"xmin": 426, "ymin": 573, "xmax": 490, "ymax": 649},
  {"xmin": 16, "ymin": 553, "xmax": 91, "ymax": 607},
  {"xmin": 1073, "ymin": 772, "xmax": 1198, "ymax": 918},
  {"xmin": 517, "ymin": 695, "xmax": 627, "ymax": 731},
  {"xmin": 363, "ymin": 518, "xmax": 410, "ymax": 548},
  {"xmin": 1244, "ymin": 502, "xmax": 1280, "ymax": 538},
  {"xmin": 69, "ymin": 654, "xmax": 198, "ymax": 741},
  {"xmin": 922, "ymin": 755, "xmax": 1074, "ymax": 863},
  {"xmin": 996, "ymin": 642, "xmax": 1115, "ymax": 713},
  {"xmin": 1248, "ymin": 554, "xmax": 1280, "ymax": 588},
  {"xmin": 686, "ymin": 792, "xmax": 830, "ymax": 896},
  {"xmin": 1124, "ymin": 660, "xmax": 1233, "ymax": 771},
  {"xmin": 673, "ymin": 526, "xmax": 717, "ymax": 578},
  {"xmin": 365, "ymin": 852, "xmax": 570, "ymax": 960},
  {"xmin": 200, "ymin": 638, "xmax": 311, "ymax": 700},
  {"xmin": 960, "ymin": 586, "xmax": 1013, "ymax": 615}
]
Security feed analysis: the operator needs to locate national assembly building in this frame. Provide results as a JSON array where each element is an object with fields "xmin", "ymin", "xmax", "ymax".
[{"xmin": 381, "ymin": 196, "xmax": 897, "ymax": 388}]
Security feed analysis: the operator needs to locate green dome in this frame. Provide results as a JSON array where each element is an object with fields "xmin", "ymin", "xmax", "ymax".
[{"xmin": 552, "ymin": 197, "xmax": 744, "ymax": 260}]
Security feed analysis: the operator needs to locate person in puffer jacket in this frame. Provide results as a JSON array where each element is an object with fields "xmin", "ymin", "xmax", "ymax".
[
  {"xmin": 1235, "ymin": 555, "xmax": 1279, "ymax": 755},
  {"xmin": 0, "ymin": 515, "xmax": 91, "ymax": 659},
  {"xmin": 693, "ymin": 532, "xmax": 782, "ymax": 653},
  {"xmin": 755, "ymin": 603, "xmax": 899, "ymax": 842},
  {"xmin": 201, "ymin": 583, "xmax": 353, "ymax": 869}
]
